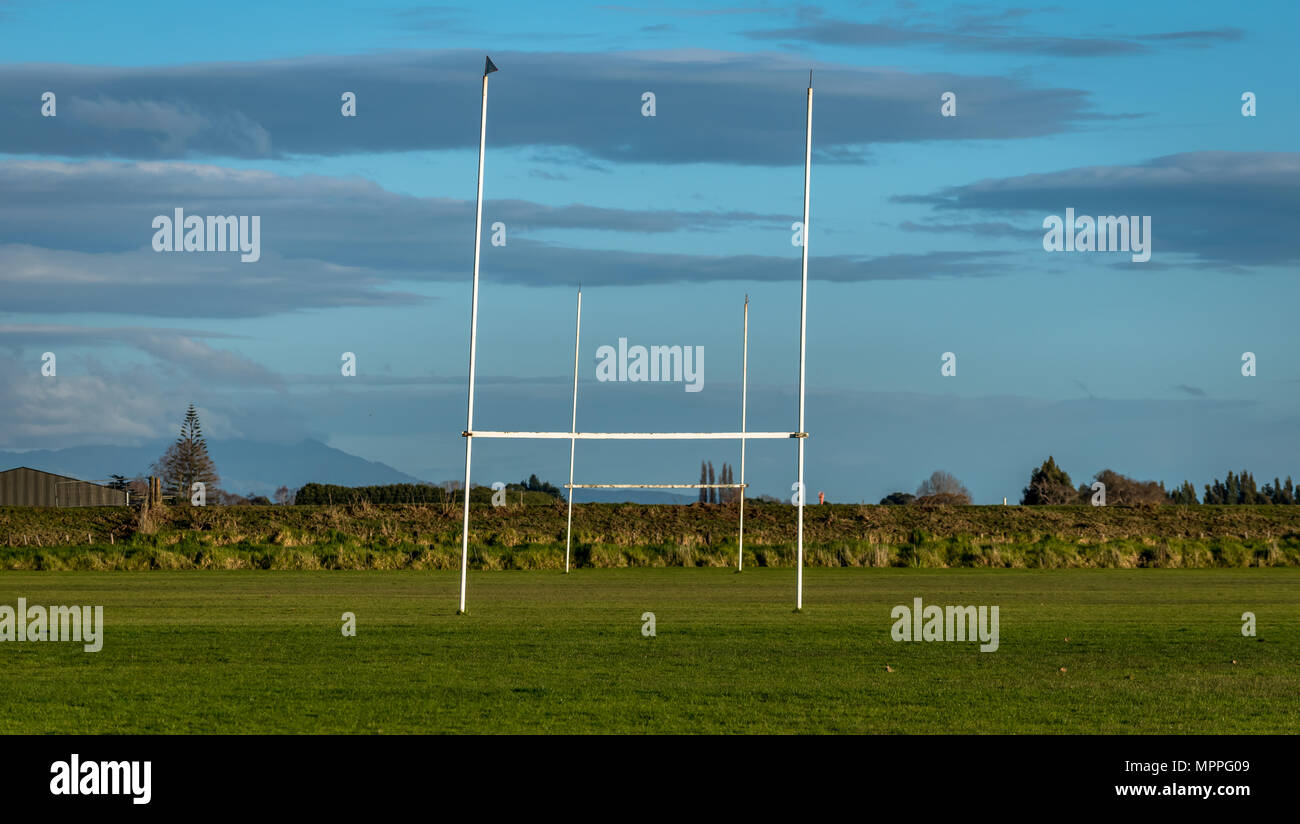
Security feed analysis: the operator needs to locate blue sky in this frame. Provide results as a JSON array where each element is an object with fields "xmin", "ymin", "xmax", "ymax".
[{"xmin": 1, "ymin": 1, "xmax": 1297, "ymax": 502}]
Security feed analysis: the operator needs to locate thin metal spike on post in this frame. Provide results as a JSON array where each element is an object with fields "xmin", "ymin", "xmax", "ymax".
[
  {"xmin": 795, "ymin": 72, "xmax": 813, "ymax": 611},
  {"xmin": 565, "ymin": 289, "xmax": 582, "ymax": 573},
  {"xmin": 459, "ymin": 57, "xmax": 493, "ymax": 615}
]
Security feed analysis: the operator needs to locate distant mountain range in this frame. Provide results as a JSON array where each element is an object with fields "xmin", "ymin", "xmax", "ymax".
[{"xmin": 0, "ymin": 439, "xmax": 425, "ymax": 498}]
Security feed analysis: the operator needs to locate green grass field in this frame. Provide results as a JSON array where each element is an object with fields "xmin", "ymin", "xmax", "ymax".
[{"xmin": 1, "ymin": 568, "xmax": 1296, "ymax": 733}]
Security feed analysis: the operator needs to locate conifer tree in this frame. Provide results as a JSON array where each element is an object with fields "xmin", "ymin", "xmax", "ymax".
[
  {"xmin": 1239, "ymin": 470, "xmax": 1258, "ymax": 504},
  {"xmin": 152, "ymin": 404, "xmax": 219, "ymax": 500}
]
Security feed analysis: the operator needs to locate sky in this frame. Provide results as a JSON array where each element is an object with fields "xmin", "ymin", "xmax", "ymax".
[{"xmin": 1, "ymin": 0, "xmax": 1297, "ymax": 502}]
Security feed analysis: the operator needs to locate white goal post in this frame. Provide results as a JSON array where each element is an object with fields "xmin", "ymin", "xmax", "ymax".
[{"xmin": 456, "ymin": 58, "xmax": 814, "ymax": 614}]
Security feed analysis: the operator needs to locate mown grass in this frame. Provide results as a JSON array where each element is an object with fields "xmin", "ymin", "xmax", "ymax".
[
  {"xmin": 2, "ymin": 503, "xmax": 1300, "ymax": 569},
  {"xmin": 0, "ymin": 569, "xmax": 1296, "ymax": 733}
]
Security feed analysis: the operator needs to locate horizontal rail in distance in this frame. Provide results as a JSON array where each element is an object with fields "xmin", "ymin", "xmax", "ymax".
[{"xmin": 565, "ymin": 483, "xmax": 747, "ymax": 489}]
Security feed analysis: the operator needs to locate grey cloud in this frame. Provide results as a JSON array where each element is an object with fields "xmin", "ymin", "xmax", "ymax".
[
  {"xmin": 490, "ymin": 199, "xmax": 788, "ymax": 233},
  {"xmin": 480, "ymin": 247, "xmax": 1012, "ymax": 287},
  {"xmin": 0, "ymin": 49, "xmax": 1106, "ymax": 164},
  {"xmin": 529, "ymin": 169, "xmax": 571, "ymax": 181},
  {"xmin": 599, "ymin": 5, "xmax": 786, "ymax": 17},
  {"xmin": 0, "ymin": 324, "xmax": 284, "ymax": 387},
  {"xmin": 284, "ymin": 373, "xmax": 571, "ymax": 387},
  {"xmin": 0, "ymin": 243, "xmax": 422, "ymax": 318},
  {"xmin": 1, "ymin": 239, "xmax": 1010, "ymax": 318},
  {"xmin": 69, "ymin": 96, "xmax": 273, "ymax": 157},
  {"xmin": 891, "ymin": 152, "xmax": 1300, "ymax": 266},
  {"xmin": 745, "ymin": 12, "xmax": 1242, "ymax": 57},
  {"xmin": 133, "ymin": 334, "xmax": 284, "ymax": 389},
  {"xmin": 0, "ymin": 352, "xmax": 173, "ymax": 447},
  {"xmin": 387, "ymin": 6, "xmax": 472, "ymax": 31},
  {"xmin": 0, "ymin": 160, "xmax": 784, "ymax": 259},
  {"xmin": 899, "ymin": 220, "xmax": 1041, "ymax": 239},
  {"xmin": 748, "ymin": 21, "xmax": 1144, "ymax": 56},
  {"xmin": 1139, "ymin": 29, "xmax": 1244, "ymax": 42},
  {"xmin": 0, "ymin": 160, "xmax": 1010, "ymax": 316}
]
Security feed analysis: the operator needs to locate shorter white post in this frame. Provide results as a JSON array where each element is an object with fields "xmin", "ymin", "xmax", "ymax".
[
  {"xmin": 565, "ymin": 290, "xmax": 582, "ymax": 573},
  {"xmin": 739, "ymin": 296, "xmax": 749, "ymax": 571}
]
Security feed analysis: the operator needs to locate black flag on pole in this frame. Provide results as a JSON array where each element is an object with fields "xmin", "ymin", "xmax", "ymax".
[{"xmin": 484, "ymin": 56, "xmax": 498, "ymax": 76}]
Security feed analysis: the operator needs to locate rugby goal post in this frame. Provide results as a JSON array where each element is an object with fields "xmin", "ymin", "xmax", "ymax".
[{"xmin": 456, "ymin": 59, "xmax": 814, "ymax": 613}]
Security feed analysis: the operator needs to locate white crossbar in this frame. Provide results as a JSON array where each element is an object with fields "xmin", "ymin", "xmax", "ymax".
[{"xmin": 465, "ymin": 431, "xmax": 805, "ymax": 440}]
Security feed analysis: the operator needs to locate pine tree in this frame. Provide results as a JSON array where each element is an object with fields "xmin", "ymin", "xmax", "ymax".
[
  {"xmin": 152, "ymin": 404, "xmax": 220, "ymax": 500},
  {"xmin": 1240, "ymin": 470, "xmax": 1259, "ymax": 504},
  {"xmin": 699, "ymin": 462, "xmax": 708, "ymax": 504},
  {"xmin": 707, "ymin": 461, "xmax": 716, "ymax": 504},
  {"xmin": 1213, "ymin": 475, "xmax": 1227, "ymax": 504},
  {"xmin": 1168, "ymin": 480, "xmax": 1198, "ymax": 505}
]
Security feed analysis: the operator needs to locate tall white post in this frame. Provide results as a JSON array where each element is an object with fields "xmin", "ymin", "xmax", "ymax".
[
  {"xmin": 796, "ymin": 75, "xmax": 812, "ymax": 611},
  {"xmin": 459, "ymin": 62, "xmax": 492, "ymax": 615},
  {"xmin": 738, "ymin": 296, "xmax": 748, "ymax": 572},
  {"xmin": 565, "ymin": 290, "xmax": 582, "ymax": 573}
]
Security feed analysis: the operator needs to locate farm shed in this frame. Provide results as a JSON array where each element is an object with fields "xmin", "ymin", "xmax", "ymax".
[{"xmin": 0, "ymin": 467, "xmax": 128, "ymax": 507}]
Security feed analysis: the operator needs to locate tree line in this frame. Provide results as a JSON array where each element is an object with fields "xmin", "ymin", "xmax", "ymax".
[
  {"xmin": 127, "ymin": 406, "xmax": 1298, "ymax": 509},
  {"xmin": 294, "ymin": 477, "xmax": 565, "ymax": 506},
  {"xmin": 1020, "ymin": 456, "xmax": 1298, "ymax": 505},
  {"xmin": 296, "ymin": 482, "xmax": 451, "ymax": 505}
]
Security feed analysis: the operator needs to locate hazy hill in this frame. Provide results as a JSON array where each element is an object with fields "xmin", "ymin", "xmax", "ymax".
[{"xmin": 0, "ymin": 439, "xmax": 426, "ymax": 497}]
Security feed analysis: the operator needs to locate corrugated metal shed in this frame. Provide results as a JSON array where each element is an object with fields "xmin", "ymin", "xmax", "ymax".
[{"xmin": 0, "ymin": 467, "xmax": 129, "ymax": 507}]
